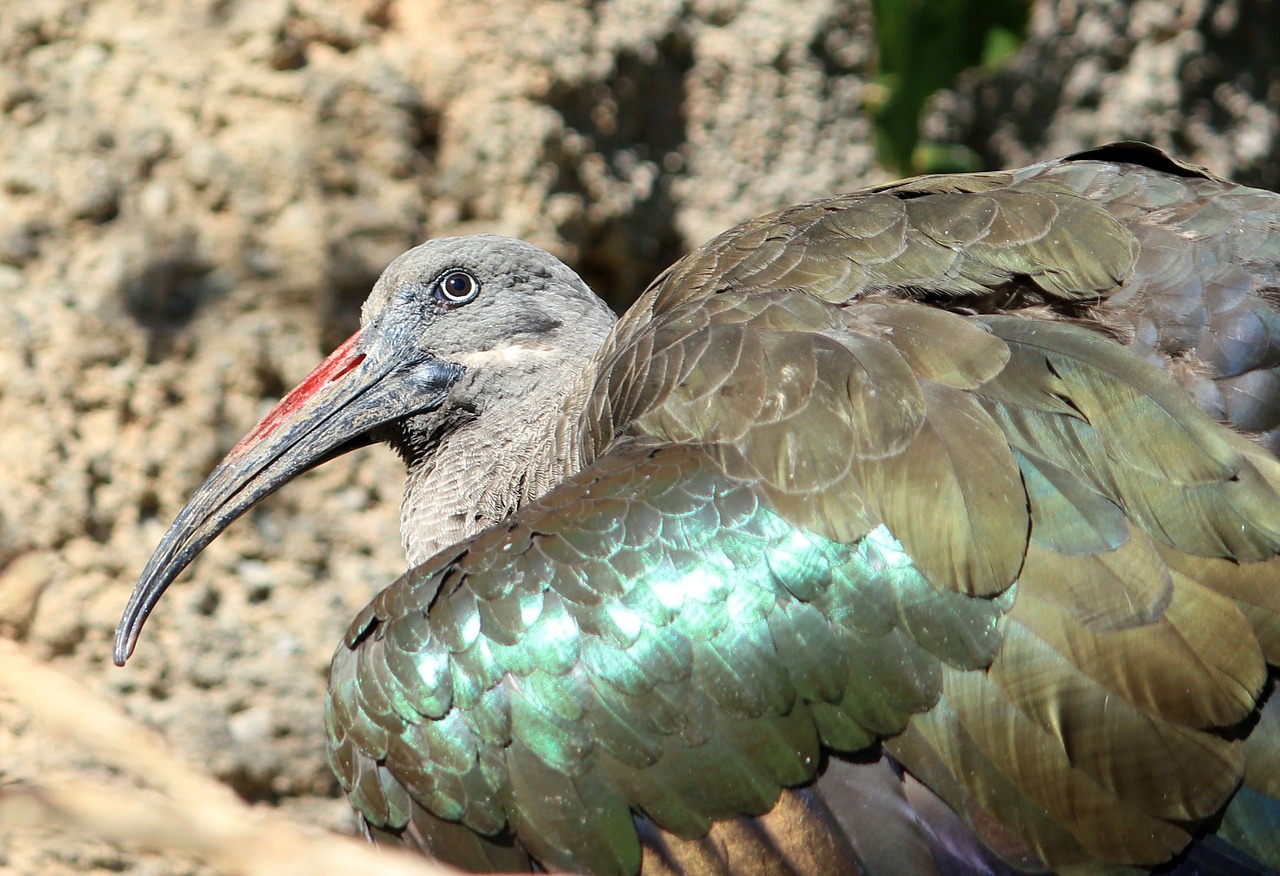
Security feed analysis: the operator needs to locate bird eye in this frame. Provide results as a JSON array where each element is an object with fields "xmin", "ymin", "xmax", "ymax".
[{"xmin": 435, "ymin": 270, "xmax": 480, "ymax": 306}]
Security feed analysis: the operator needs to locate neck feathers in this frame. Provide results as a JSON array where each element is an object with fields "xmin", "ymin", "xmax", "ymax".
[
  {"xmin": 399, "ymin": 399, "xmax": 567, "ymax": 565},
  {"xmin": 396, "ymin": 322, "xmax": 615, "ymax": 566}
]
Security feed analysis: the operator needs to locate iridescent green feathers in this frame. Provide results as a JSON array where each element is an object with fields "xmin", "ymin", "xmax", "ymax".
[
  {"xmin": 330, "ymin": 442, "xmax": 1014, "ymax": 873},
  {"xmin": 326, "ymin": 144, "xmax": 1280, "ymax": 874}
]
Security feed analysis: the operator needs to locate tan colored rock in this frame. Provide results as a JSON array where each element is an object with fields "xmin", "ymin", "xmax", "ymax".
[
  {"xmin": 0, "ymin": 551, "xmax": 55, "ymax": 636},
  {"xmin": 928, "ymin": 0, "xmax": 1280, "ymax": 188}
]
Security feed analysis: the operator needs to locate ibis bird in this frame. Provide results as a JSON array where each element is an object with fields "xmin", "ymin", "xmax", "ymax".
[{"xmin": 116, "ymin": 142, "xmax": 1280, "ymax": 875}]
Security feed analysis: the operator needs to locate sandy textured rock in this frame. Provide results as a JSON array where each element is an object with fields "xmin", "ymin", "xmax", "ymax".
[
  {"xmin": 0, "ymin": 0, "xmax": 1274, "ymax": 873},
  {"xmin": 927, "ymin": 0, "xmax": 1280, "ymax": 187},
  {"xmin": 399, "ymin": 0, "xmax": 879, "ymax": 305}
]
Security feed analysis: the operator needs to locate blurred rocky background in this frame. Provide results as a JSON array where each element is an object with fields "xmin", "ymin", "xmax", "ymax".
[{"xmin": 0, "ymin": 0, "xmax": 1276, "ymax": 872}]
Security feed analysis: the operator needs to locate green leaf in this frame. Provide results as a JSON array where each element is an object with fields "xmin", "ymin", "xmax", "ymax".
[{"xmin": 871, "ymin": 0, "xmax": 1029, "ymax": 175}]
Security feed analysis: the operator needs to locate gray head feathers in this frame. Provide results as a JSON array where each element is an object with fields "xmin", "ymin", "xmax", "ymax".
[
  {"xmin": 361, "ymin": 234, "xmax": 616, "ymax": 366},
  {"xmin": 362, "ymin": 235, "xmax": 621, "ymax": 562}
]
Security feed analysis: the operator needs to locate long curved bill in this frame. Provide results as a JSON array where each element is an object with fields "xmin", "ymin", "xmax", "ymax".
[{"xmin": 114, "ymin": 330, "xmax": 462, "ymax": 665}]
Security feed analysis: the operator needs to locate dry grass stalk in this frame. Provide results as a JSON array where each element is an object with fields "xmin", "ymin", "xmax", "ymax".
[{"xmin": 0, "ymin": 639, "xmax": 459, "ymax": 876}]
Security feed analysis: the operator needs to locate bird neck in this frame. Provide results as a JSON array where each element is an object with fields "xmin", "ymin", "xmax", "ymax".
[
  {"xmin": 396, "ymin": 342, "xmax": 609, "ymax": 567},
  {"xmin": 396, "ymin": 408, "xmax": 559, "ymax": 566}
]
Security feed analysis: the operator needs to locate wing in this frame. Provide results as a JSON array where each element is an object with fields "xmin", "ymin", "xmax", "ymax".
[
  {"xmin": 596, "ymin": 141, "xmax": 1280, "ymax": 452},
  {"xmin": 328, "ymin": 145, "xmax": 1280, "ymax": 874},
  {"xmin": 328, "ymin": 436, "xmax": 1016, "ymax": 874}
]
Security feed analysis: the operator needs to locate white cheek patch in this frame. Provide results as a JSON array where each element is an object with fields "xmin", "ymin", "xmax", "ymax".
[{"xmin": 455, "ymin": 345, "xmax": 557, "ymax": 368}]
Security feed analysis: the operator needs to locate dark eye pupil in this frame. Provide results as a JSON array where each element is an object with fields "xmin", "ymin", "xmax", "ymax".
[{"xmin": 441, "ymin": 271, "xmax": 476, "ymax": 302}]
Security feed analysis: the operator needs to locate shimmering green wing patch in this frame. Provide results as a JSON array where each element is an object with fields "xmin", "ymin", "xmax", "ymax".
[{"xmin": 326, "ymin": 442, "xmax": 1006, "ymax": 874}]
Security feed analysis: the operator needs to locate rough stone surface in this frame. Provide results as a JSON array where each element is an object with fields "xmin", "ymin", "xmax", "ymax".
[
  {"xmin": 926, "ymin": 0, "xmax": 1280, "ymax": 187},
  {"xmin": 0, "ymin": 0, "xmax": 1275, "ymax": 873}
]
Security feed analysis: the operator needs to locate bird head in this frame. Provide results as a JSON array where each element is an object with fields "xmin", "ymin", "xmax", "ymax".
[{"xmin": 114, "ymin": 235, "xmax": 615, "ymax": 664}]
